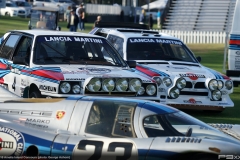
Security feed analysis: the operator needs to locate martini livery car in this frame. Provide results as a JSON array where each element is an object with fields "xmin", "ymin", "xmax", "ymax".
[
  {"xmin": 0, "ymin": 87, "xmax": 240, "ymax": 159},
  {"xmin": 0, "ymin": 30, "xmax": 158, "ymax": 100},
  {"xmin": 90, "ymin": 26, "xmax": 234, "ymax": 112}
]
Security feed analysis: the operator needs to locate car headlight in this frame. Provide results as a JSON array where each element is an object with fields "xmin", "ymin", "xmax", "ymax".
[
  {"xmin": 138, "ymin": 87, "xmax": 145, "ymax": 95},
  {"xmin": 129, "ymin": 79, "xmax": 142, "ymax": 92},
  {"xmin": 102, "ymin": 79, "xmax": 115, "ymax": 92},
  {"xmin": 60, "ymin": 82, "xmax": 71, "ymax": 93},
  {"xmin": 72, "ymin": 84, "xmax": 80, "ymax": 94},
  {"xmin": 208, "ymin": 79, "xmax": 218, "ymax": 91},
  {"xmin": 225, "ymin": 80, "xmax": 233, "ymax": 90},
  {"xmin": 169, "ymin": 87, "xmax": 180, "ymax": 99},
  {"xmin": 87, "ymin": 78, "xmax": 101, "ymax": 92},
  {"xmin": 153, "ymin": 77, "xmax": 162, "ymax": 86},
  {"xmin": 176, "ymin": 77, "xmax": 186, "ymax": 89},
  {"xmin": 116, "ymin": 78, "xmax": 128, "ymax": 91},
  {"xmin": 146, "ymin": 84, "xmax": 156, "ymax": 95},
  {"xmin": 212, "ymin": 90, "xmax": 222, "ymax": 101},
  {"xmin": 163, "ymin": 77, "xmax": 172, "ymax": 87},
  {"xmin": 217, "ymin": 80, "xmax": 223, "ymax": 90}
]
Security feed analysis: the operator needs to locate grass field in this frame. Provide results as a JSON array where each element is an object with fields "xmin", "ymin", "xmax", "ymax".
[{"xmin": 0, "ymin": 16, "xmax": 239, "ymax": 124}]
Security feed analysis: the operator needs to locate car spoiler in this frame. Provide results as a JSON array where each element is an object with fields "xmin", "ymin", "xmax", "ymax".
[{"xmin": 95, "ymin": 22, "xmax": 149, "ymax": 30}]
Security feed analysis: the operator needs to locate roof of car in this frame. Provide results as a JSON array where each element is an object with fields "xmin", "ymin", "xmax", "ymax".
[
  {"xmin": 95, "ymin": 27, "xmax": 178, "ymax": 40},
  {"xmin": 31, "ymin": 6, "xmax": 59, "ymax": 11},
  {"xmin": 9, "ymin": 30, "xmax": 102, "ymax": 38}
]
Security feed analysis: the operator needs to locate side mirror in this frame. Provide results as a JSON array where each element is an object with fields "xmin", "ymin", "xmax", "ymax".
[
  {"xmin": 196, "ymin": 56, "xmax": 201, "ymax": 63},
  {"xmin": 126, "ymin": 60, "xmax": 136, "ymax": 68},
  {"xmin": 13, "ymin": 56, "xmax": 29, "ymax": 66}
]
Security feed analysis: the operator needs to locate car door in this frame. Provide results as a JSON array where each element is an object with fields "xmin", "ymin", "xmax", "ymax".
[{"xmin": 0, "ymin": 33, "xmax": 22, "ymax": 95}]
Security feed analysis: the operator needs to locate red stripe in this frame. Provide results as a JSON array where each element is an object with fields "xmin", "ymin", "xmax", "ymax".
[
  {"xmin": 0, "ymin": 78, "xmax": 4, "ymax": 84},
  {"xmin": 30, "ymin": 70, "xmax": 64, "ymax": 80},
  {"xmin": 229, "ymin": 40, "xmax": 240, "ymax": 45},
  {"xmin": 0, "ymin": 63, "xmax": 7, "ymax": 70},
  {"xmin": 221, "ymin": 74, "xmax": 230, "ymax": 80},
  {"xmin": 136, "ymin": 65, "xmax": 160, "ymax": 77}
]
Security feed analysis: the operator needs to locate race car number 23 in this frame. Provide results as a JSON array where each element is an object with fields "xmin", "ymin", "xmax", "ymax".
[{"xmin": 73, "ymin": 139, "xmax": 138, "ymax": 160}]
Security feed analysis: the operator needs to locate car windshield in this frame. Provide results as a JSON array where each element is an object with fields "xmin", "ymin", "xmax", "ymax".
[
  {"xmin": 143, "ymin": 111, "xmax": 219, "ymax": 137},
  {"xmin": 127, "ymin": 38, "xmax": 197, "ymax": 63},
  {"xmin": 30, "ymin": 10, "xmax": 57, "ymax": 30},
  {"xmin": 16, "ymin": 1, "xmax": 31, "ymax": 7},
  {"xmin": 33, "ymin": 36, "xmax": 127, "ymax": 67},
  {"xmin": 6, "ymin": 3, "xmax": 18, "ymax": 7}
]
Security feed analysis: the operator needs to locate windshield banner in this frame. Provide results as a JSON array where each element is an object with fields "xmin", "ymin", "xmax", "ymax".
[
  {"xmin": 37, "ymin": 36, "xmax": 103, "ymax": 43},
  {"xmin": 129, "ymin": 38, "xmax": 182, "ymax": 45}
]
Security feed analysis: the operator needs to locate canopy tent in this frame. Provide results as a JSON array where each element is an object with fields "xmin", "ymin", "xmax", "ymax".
[{"xmin": 141, "ymin": 0, "xmax": 168, "ymax": 10}]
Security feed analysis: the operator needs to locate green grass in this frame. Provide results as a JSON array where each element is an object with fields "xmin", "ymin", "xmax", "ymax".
[{"xmin": 0, "ymin": 17, "xmax": 239, "ymax": 124}]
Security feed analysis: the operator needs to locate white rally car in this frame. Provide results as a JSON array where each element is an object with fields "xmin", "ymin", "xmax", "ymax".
[
  {"xmin": 90, "ymin": 25, "xmax": 234, "ymax": 112},
  {"xmin": 0, "ymin": 30, "xmax": 159, "ymax": 101}
]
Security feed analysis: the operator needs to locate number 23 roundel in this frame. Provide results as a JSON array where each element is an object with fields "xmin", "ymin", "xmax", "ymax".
[{"xmin": 72, "ymin": 138, "xmax": 138, "ymax": 160}]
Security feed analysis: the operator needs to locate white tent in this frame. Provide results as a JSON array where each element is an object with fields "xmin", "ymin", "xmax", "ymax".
[{"xmin": 141, "ymin": 0, "xmax": 168, "ymax": 10}]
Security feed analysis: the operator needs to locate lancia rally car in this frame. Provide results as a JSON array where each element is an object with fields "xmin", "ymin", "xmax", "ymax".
[
  {"xmin": 0, "ymin": 30, "xmax": 159, "ymax": 101},
  {"xmin": 90, "ymin": 25, "xmax": 234, "ymax": 112},
  {"xmin": 0, "ymin": 87, "xmax": 240, "ymax": 159}
]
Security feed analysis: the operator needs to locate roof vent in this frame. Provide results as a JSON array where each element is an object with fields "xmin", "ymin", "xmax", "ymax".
[
  {"xmin": 154, "ymin": 34, "xmax": 161, "ymax": 37},
  {"xmin": 142, "ymin": 33, "xmax": 149, "ymax": 36}
]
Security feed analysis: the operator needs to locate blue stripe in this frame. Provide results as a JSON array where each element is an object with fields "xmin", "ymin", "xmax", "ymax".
[
  {"xmin": 137, "ymin": 64, "xmax": 170, "ymax": 77},
  {"xmin": 229, "ymin": 45, "xmax": 240, "ymax": 50},
  {"xmin": 204, "ymin": 67, "xmax": 223, "ymax": 79}
]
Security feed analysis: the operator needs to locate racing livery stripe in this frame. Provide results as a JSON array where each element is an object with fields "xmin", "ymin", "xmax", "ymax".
[
  {"xmin": 204, "ymin": 67, "xmax": 230, "ymax": 80},
  {"xmin": 21, "ymin": 70, "xmax": 64, "ymax": 81},
  {"xmin": 229, "ymin": 34, "xmax": 240, "ymax": 50},
  {"xmin": 21, "ymin": 71, "xmax": 60, "ymax": 84},
  {"xmin": 136, "ymin": 64, "xmax": 169, "ymax": 77}
]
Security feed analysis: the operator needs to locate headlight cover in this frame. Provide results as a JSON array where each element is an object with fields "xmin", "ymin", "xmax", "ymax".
[
  {"xmin": 208, "ymin": 79, "xmax": 218, "ymax": 91},
  {"xmin": 87, "ymin": 78, "xmax": 101, "ymax": 92},
  {"xmin": 102, "ymin": 79, "xmax": 115, "ymax": 92},
  {"xmin": 129, "ymin": 79, "xmax": 142, "ymax": 92},
  {"xmin": 212, "ymin": 90, "xmax": 222, "ymax": 101},
  {"xmin": 72, "ymin": 84, "xmax": 80, "ymax": 94},
  {"xmin": 176, "ymin": 77, "xmax": 186, "ymax": 89},
  {"xmin": 163, "ymin": 77, "xmax": 172, "ymax": 87},
  {"xmin": 138, "ymin": 87, "xmax": 145, "ymax": 95},
  {"xmin": 225, "ymin": 80, "xmax": 233, "ymax": 90},
  {"xmin": 217, "ymin": 80, "xmax": 224, "ymax": 90},
  {"xmin": 116, "ymin": 78, "xmax": 128, "ymax": 91},
  {"xmin": 169, "ymin": 87, "xmax": 180, "ymax": 99},
  {"xmin": 146, "ymin": 84, "xmax": 156, "ymax": 95},
  {"xmin": 153, "ymin": 77, "xmax": 162, "ymax": 86},
  {"xmin": 60, "ymin": 82, "xmax": 71, "ymax": 93}
]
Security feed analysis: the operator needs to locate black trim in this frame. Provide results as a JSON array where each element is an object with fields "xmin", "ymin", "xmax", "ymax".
[{"xmin": 226, "ymin": 70, "xmax": 240, "ymax": 77}]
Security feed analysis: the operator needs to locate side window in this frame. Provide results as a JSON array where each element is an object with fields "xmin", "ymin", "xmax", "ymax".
[
  {"xmin": 95, "ymin": 32, "xmax": 108, "ymax": 38},
  {"xmin": 14, "ymin": 36, "xmax": 32, "ymax": 58},
  {"xmin": 0, "ymin": 34, "xmax": 21, "ymax": 59},
  {"xmin": 107, "ymin": 34, "xmax": 124, "ymax": 57},
  {"xmin": 143, "ymin": 115, "xmax": 165, "ymax": 137},
  {"xmin": 85, "ymin": 101, "xmax": 136, "ymax": 138}
]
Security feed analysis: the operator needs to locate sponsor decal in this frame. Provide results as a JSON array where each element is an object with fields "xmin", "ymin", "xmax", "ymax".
[
  {"xmin": 79, "ymin": 67, "xmax": 111, "ymax": 74},
  {"xmin": 41, "ymin": 36, "xmax": 103, "ymax": 43},
  {"xmin": 166, "ymin": 66, "xmax": 189, "ymax": 69},
  {"xmin": 26, "ymin": 119, "xmax": 50, "ymax": 124},
  {"xmin": 62, "ymin": 71, "xmax": 88, "ymax": 74},
  {"xmin": 179, "ymin": 73, "xmax": 205, "ymax": 80},
  {"xmin": 235, "ymin": 57, "xmax": 240, "ymax": 61},
  {"xmin": 0, "ymin": 127, "xmax": 24, "ymax": 156},
  {"xmin": 56, "ymin": 111, "xmax": 65, "ymax": 120},
  {"xmin": 39, "ymin": 85, "xmax": 56, "ymax": 92},
  {"xmin": 218, "ymin": 103, "xmax": 229, "ymax": 105},
  {"xmin": 142, "ymin": 79, "xmax": 152, "ymax": 83},
  {"xmin": 236, "ymin": 51, "xmax": 240, "ymax": 55},
  {"xmin": 66, "ymin": 78, "xmax": 85, "ymax": 80},
  {"xmin": 129, "ymin": 38, "xmax": 182, "ymax": 45},
  {"xmin": 21, "ymin": 79, "xmax": 27, "ymax": 86},
  {"xmin": 183, "ymin": 98, "xmax": 202, "ymax": 104},
  {"xmin": 33, "ymin": 79, "xmax": 46, "ymax": 83}
]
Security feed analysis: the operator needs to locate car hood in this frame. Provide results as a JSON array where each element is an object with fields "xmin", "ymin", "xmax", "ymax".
[{"xmin": 136, "ymin": 61, "xmax": 230, "ymax": 80}]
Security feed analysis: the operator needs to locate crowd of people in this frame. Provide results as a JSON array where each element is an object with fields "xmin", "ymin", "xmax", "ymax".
[{"xmin": 65, "ymin": 3, "xmax": 161, "ymax": 32}]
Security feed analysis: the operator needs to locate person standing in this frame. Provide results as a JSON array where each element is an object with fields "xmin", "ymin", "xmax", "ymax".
[
  {"xmin": 77, "ymin": 4, "xmax": 85, "ymax": 31},
  {"xmin": 148, "ymin": 14, "xmax": 153, "ymax": 29},
  {"xmin": 157, "ymin": 9, "xmax": 161, "ymax": 29},
  {"xmin": 120, "ymin": 10, "xmax": 124, "ymax": 22},
  {"xmin": 139, "ymin": 9, "xmax": 145, "ymax": 24},
  {"xmin": 65, "ymin": 6, "xmax": 72, "ymax": 22},
  {"xmin": 93, "ymin": 15, "xmax": 101, "ymax": 28},
  {"xmin": 67, "ymin": 9, "xmax": 79, "ymax": 32}
]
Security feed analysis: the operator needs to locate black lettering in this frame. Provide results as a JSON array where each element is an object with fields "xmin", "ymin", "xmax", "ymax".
[
  {"xmin": 107, "ymin": 142, "xmax": 133, "ymax": 160},
  {"xmin": 78, "ymin": 140, "xmax": 103, "ymax": 160}
]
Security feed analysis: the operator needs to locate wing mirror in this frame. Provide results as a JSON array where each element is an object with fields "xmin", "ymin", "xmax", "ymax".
[
  {"xmin": 126, "ymin": 60, "xmax": 136, "ymax": 68},
  {"xmin": 13, "ymin": 56, "xmax": 29, "ymax": 66},
  {"xmin": 196, "ymin": 56, "xmax": 201, "ymax": 63}
]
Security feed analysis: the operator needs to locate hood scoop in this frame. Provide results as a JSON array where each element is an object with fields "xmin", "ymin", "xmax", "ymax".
[
  {"xmin": 172, "ymin": 62, "xmax": 200, "ymax": 67},
  {"xmin": 165, "ymin": 137, "xmax": 202, "ymax": 143},
  {"xmin": 138, "ymin": 62, "xmax": 169, "ymax": 65}
]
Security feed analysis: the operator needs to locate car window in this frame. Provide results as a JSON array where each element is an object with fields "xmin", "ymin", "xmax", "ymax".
[
  {"xmin": 33, "ymin": 36, "xmax": 127, "ymax": 67},
  {"xmin": 6, "ymin": 2, "xmax": 18, "ymax": 7},
  {"xmin": 127, "ymin": 38, "xmax": 197, "ymax": 63},
  {"xmin": 13, "ymin": 36, "xmax": 33, "ymax": 64},
  {"xmin": 0, "ymin": 34, "xmax": 21, "ymax": 60},
  {"xmin": 85, "ymin": 100, "xmax": 137, "ymax": 138},
  {"xmin": 107, "ymin": 34, "xmax": 124, "ymax": 57}
]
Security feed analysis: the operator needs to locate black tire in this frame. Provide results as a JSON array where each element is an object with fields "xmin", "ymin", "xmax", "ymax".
[{"xmin": 29, "ymin": 90, "xmax": 42, "ymax": 98}]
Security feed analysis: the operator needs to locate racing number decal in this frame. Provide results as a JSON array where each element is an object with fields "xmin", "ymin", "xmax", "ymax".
[
  {"xmin": 12, "ymin": 77, "xmax": 16, "ymax": 91},
  {"xmin": 73, "ymin": 139, "xmax": 137, "ymax": 160},
  {"xmin": 108, "ymin": 142, "xmax": 133, "ymax": 160},
  {"xmin": 78, "ymin": 140, "xmax": 103, "ymax": 160}
]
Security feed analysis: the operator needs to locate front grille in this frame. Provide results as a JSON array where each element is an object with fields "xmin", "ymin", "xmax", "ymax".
[
  {"xmin": 18, "ymin": 10, "xmax": 25, "ymax": 14},
  {"xmin": 185, "ymin": 81, "xmax": 206, "ymax": 89},
  {"xmin": 180, "ymin": 91, "xmax": 208, "ymax": 96}
]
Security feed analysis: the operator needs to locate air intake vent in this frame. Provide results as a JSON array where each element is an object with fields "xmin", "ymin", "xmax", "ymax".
[{"xmin": 166, "ymin": 137, "xmax": 202, "ymax": 143}]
